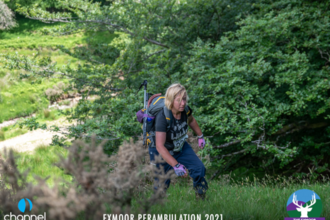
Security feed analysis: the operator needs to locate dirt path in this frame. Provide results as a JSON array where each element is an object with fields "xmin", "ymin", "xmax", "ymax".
[
  {"xmin": 0, "ymin": 96, "xmax": 85, "ymax": 153},
  {"xmin": 0, "ymin": 96, "xmax": 101, "ymax": 153},
  {"xmin": 0, "ymin": 130, "xmax": 59, "ymax": 153},
  {"xmin": 0, "ymin": 118, "xmax": 73, "ymax": 153}
]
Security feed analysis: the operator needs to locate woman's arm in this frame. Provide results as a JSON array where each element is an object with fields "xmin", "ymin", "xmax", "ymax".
[
  {"xmin": 155, "ymin": 131, "xmax": 178, "ymax": 167},
  {"xmin": 188, "ymin": 115, "xmax": 202, "ymax": 136},
  {"xmin": 155, "ymin": 131, "xmax": 188, "ymax": 178}
]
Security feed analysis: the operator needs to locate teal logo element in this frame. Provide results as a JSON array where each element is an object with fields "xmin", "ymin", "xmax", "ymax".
[
  {"xmin": 18, "ymin": 198, "xmax": 33, "ymax": 213},
  {"xmin": 286, "ymin": 189, "xmax": 322, "ymax": 218}
]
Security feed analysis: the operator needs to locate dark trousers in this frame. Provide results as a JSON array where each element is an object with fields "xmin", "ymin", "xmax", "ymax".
[{"xmin": 149, "ymin": 142, "xmax": 208, "ymax": 195}]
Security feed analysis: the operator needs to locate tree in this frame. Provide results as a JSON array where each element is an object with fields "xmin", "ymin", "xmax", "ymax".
[
  {"xmin": 0, "ymin": 0, "xmax": 16, "ymax": 30},
  {"xmin": 183, "ymin": 0, "xmax": 330, "ymax": 175},
  {"xmin": 5, "ymin": 0, "xmax": 330, "ymax": 176},
  {"xmin": 8, "ymin": 0, "xmax": 254, "ymax": 154}
]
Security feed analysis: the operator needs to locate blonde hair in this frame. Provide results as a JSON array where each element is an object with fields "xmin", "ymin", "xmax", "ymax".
[{"xmin": 164, "ymin": 83, "xmax": 189, "ymax": 110}]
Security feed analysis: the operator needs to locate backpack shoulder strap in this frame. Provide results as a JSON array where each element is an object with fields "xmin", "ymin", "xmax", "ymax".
[
  {"xmin": 164, "ymin": 106, "xmax": 190, "ymax": 129},
  {"xmin": 185, "ymin": 106, "xmax": 190, "ymax": 116},
  {"xmin": 148, "ymin": 93, "xmax": 162, "ymax": 108},
  {"xmin": 163, "ymin": 106, "xmax": 173, "ymax": 131}
]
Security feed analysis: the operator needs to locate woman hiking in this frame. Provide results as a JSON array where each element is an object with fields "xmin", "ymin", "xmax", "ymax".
[{"xmin": 149, "ymin": 83, "xmax": 208, "ymax": 200}]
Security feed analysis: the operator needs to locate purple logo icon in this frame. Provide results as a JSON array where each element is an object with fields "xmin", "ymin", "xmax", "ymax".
[{"xmin": 285, "ymin": 189, "xmax": 324, "ymax": 220}]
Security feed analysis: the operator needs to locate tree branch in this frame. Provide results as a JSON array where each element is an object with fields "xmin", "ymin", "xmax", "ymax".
[
  {"xmin": 318, "ymin": 48, "xmax": 330, "ymax": 64},
  {"xmin": 144, "ymin": 49, "xmax": 167, "ymax": 61},
  {"xmin": 213, "ymin": 140, "xmax": 241, "ymax": 149},
  {"xmin": 222, "ymin": 149, "xmax": 247, "ymax": 157}
]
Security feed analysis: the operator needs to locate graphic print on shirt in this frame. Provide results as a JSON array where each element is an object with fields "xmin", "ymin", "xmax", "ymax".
[{"xmin": 171, "ymin": 121, "xmax": 188, "ymax": 152}]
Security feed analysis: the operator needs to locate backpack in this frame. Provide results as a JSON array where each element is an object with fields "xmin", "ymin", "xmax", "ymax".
[{"xmin": 136, "ymin": 93, "xmax": 189, "ymax": 147}]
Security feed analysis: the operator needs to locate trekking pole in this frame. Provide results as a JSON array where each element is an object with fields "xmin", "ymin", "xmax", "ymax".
[{"xmin": 138, "ymin": 80, "xmax": 148, "ymax": 145}]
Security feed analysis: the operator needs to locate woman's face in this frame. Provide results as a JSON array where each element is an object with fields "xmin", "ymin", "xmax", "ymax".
[{"xmin": 172, "ymin": 94, "xmax": 187, "ymax": 112}]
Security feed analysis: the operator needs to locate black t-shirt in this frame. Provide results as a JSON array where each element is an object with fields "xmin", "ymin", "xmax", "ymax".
[{"xmin": 155, "ymin": 106, "xmax": 193, "ymax": 151}]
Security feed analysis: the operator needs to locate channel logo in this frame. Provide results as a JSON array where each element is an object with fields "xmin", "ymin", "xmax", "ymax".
[
  {"xmin": 3, "ymin": 198, "xmax": 46, "ymax": 220},
  {"xmin": 18, "ymin": 198, "xmax": 33, "ymax": 213},
  {"xmin": 285, "ymin": 189, "xmax": 325, "ymax": 220}
]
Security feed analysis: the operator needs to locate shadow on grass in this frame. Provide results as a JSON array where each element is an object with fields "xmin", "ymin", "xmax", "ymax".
[
  {"xmin": 57, "ymin": 32, "xmax": 121, "ymax": 65},
  {"xmin": 0, "ymin": 15, "xmax": 61, "ymax": 39}
]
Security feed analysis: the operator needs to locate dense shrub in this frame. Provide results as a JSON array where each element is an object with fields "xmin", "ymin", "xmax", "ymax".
[
  {"xmin": 0, "ymin": 1, "xmax": 16, "ymax": 30},
  {"xmin": 182, "ymin": 0, "xmax": 330, "ymax": 175},
  {"xmin": 45, "ymin": 81, "xmax": 67, "ymax": 102},
  {"xmin": 0, "ymin": 137, "xmax": 170, "ymax": 218}
]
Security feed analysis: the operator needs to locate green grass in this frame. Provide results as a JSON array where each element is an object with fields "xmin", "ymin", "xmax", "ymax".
[
  {"xmin": 35, "ymin": 108, "xmax": 66, "ymax": 122},
  {"xmin": 15, "ymin": 145, "xmax": 72, "ymax": 187},
  {"xmin": 0, "ymin": 16, "xmax": 83, "ymax": 49},
  {"xmin": 0, "ymin": 17, "xmax": 121, "ymax": 55},
  {"xmin": 8, "ymin": 139, "xmax": 330, "ymax": 219},
  {"xmin": 0, "ymin": 16, "xmax": 123, "ymax": 73},
  {"xmin": 0, "ymin": 15, "xmax": 63, "ymax": 39},
  {"xmin": 58, "ymin": 99, "xmax": 71, "ymax": 106},
  {"xmin": 131, "ymin": 176, "xmax": 330, "ymax": 219},
  {"xmin": 0, "ymin": 34, "xmax": 86, "ymax": 50},
  {"xmin": 0, "ymin": 17, "xmax": 126, "ymax": 123},
  {"xmin": 0, "ymin": 124, "xmax": 28, "ymax": 141},
  {"xmin": 0, "ymin": 79, "xmax": 60, "ymax": 122},
  {"xmin": 1, "ymin": 48, "xmax": 85, "ymax": 66}
]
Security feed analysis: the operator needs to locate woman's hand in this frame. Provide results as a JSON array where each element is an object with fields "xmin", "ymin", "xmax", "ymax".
[
  {"xmin": 173, "ymin": 163, "xmax": 187, "ymax": 176},
  {"xmin": 188, "ymin": 115, "xmax": 205, "ymax": 149},
  {"xmin": 198, "ymin": 134, "xmax": 206, "ymax": 149}
]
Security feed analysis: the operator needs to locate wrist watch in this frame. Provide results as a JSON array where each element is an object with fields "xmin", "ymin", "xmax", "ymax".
[
  {"xmin": 197, "ymin": 134, "xmax": 204, "ymax": 139},
  {"xmin": 175, "ymin": 163, "xmax": 180, "ymax": 168}
]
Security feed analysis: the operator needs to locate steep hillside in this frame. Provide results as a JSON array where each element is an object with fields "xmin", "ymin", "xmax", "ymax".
[{"xmin": 0, "ymin": 16, "xmax": 122, "ymax": 122}]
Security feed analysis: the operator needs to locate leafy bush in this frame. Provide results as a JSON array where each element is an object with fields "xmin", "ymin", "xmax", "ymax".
[
  {"xmin": 58, "ymin": 99, "xmax": 71, "ymax": 106},
  {"xmin": 182, "ymin": 0, "xmax": 330, "ymax": 175},
  {"xmin": 0, "ymin": 1, "xmax": 16, "ymax": 30},
  {"xmin": 44, "ymin": 81, "xmax": 75, "ymax": 102},
  {"xmin": 45, "ymin": 82, "xmax": 67, "ymax": 102}
]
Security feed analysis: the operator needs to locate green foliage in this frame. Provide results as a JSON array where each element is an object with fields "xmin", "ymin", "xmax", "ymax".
[
  {"xmin": 12, "ymin": 0, "xmax": 254, "ymax": 152},
  {"xmin": 5, "ymin": 0, "xmax": 63, "ymax": 11},
  {"xmin": 0, "ymin": 124, "xmax": 28, "ymax": 141},
  {"xmin": 6, "ymin": 0, "xmax": 330, "ymax": 175},
  {"xmin": 0, "ymin": 1, "xmax": 17, "ymax": 30},
  {"xmin": 0, "ymin": 130, "xmax": 4, "ymax": 140},
  {"xmin": 0, "ymin": 80, "xmax": 55, "ymax": 122},
  {"xmin": 0, "ymin": 17, "xmax": 124, "ymax": 124},
  {"xmin": 0, "ymin": 15, "xmax": 62, "ymax": 39},
  {"xmin": 181, "ymin": 0, "xmax": 330, "ymax": 174},
  {"xmin": 18, "ymin": 116, "xmax": 46, "ymax": 130},
  {"xmin": 58, "ymin": 99, "xmax": 70, "ymax": 105},
  {"xmin": 14, "ymin": 144, "xmax": 71, "ymax": 186},
  {"xmin": 44, "ymin": 81, "xmax": 67, "ymax": 102},
  {"xmin": 50, "ymin": 134, "xmax": 67, "ymax": 146},
  {"xmin": 43, "ymin": 109, "xmax": 50, "ymax": 118}
]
